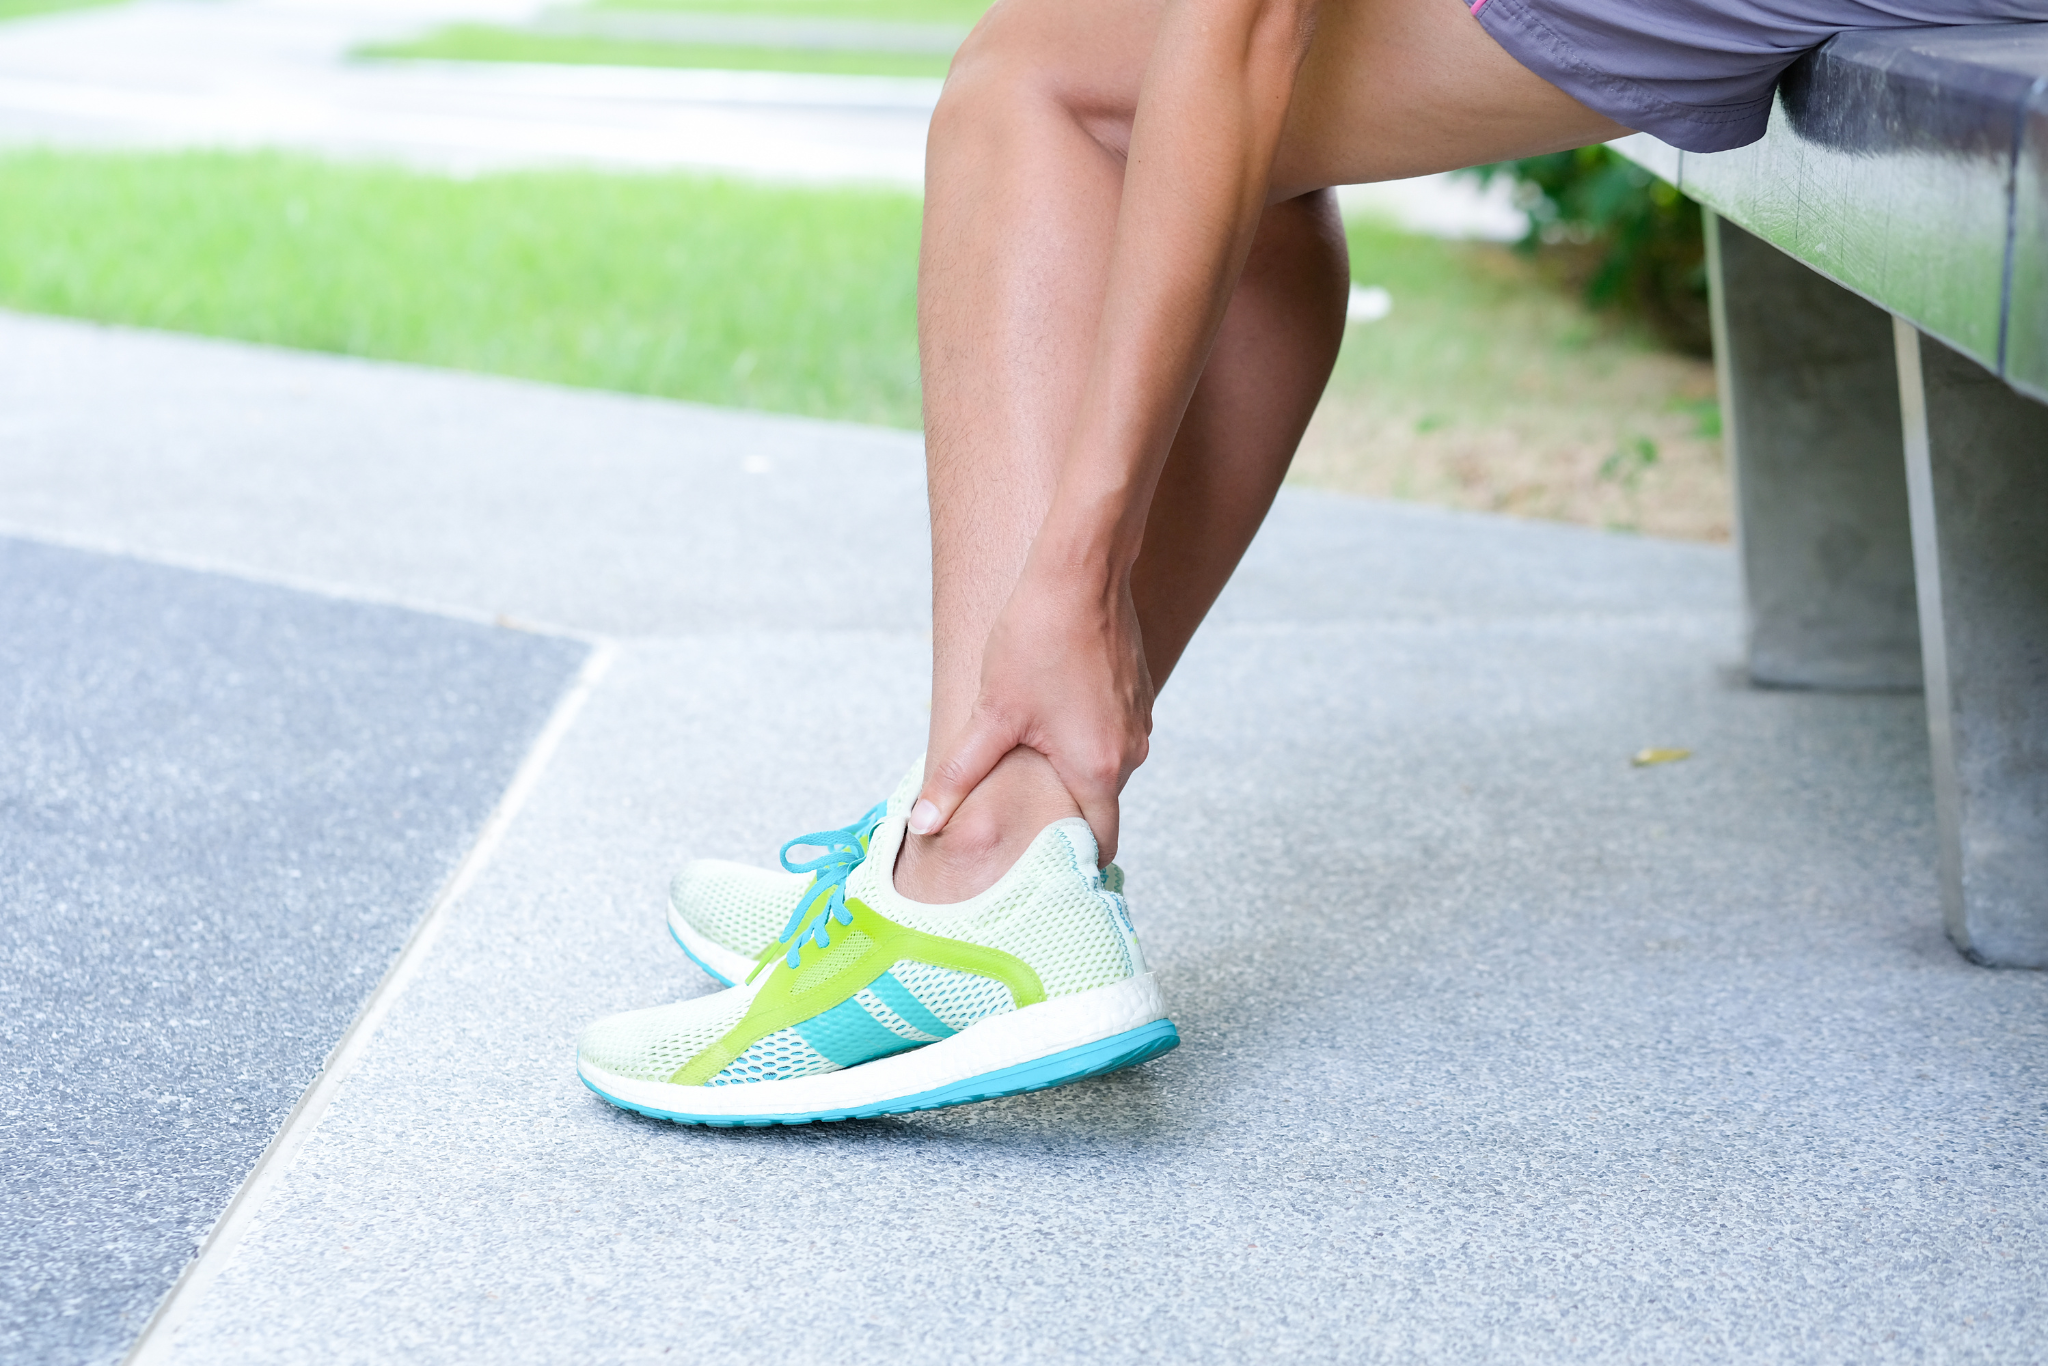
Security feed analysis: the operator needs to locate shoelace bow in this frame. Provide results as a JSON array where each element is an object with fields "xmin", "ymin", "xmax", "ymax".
[{"xmin": 765, "ymin": 800, "xmax": 888, "ymax": 972}]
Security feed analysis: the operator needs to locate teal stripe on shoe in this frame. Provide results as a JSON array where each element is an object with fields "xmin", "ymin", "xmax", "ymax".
[
  {"xmin": 866, "ymin": 970, "xmax": 958, "ymax": 1040},
  {"xmin": 795, "ymin": 995, "xmax": 926, "ymax": 1068}
]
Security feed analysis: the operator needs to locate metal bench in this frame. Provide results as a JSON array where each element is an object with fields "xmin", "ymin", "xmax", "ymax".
[{"xmin": 1612, "ymin": 22, "xmax": 2048, "ymax": 969}]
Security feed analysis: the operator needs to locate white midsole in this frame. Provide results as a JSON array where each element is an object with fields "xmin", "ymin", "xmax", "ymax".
[
  {"xmin": 581, "ymin": 972, "xmax": 1168, "ymax": 1117},
  {"xmin": 667, "ymin": 910, "xmax": 759, "ymax": 987}
]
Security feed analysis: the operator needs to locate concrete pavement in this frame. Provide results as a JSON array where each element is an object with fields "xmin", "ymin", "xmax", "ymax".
[
  {"xmin": 0, "ymin": 538, "xmax": 584, "ymax": 1366},
  {"xmin": 1, "ymin": 309, "xmax": 2041, "ymax": 1364}
]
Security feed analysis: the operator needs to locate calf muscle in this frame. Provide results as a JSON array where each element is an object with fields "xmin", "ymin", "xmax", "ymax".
[{"xmin": 902, "ymin": 0, "xmax": 1622, "ymax": 900}]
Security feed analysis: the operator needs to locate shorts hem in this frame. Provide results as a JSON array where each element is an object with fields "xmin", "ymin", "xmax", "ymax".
[{"xmin": 1471, "ymin": 0, "xmax": 1777, "ymax": 153}]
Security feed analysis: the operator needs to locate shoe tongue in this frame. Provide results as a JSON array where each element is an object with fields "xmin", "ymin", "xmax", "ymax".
[{"xmin": 845, "ymin": 816, "xmax": 897, "ymax": 905}]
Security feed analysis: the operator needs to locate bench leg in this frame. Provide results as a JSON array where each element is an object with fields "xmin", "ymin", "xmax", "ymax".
[
  {"xmin": 1896, "ymin": 323, "xmax": 2048, "ymax": 968},
  {"xmin": 1707, "ymin": 213, "xmax": 1921, "ymax": 688}
]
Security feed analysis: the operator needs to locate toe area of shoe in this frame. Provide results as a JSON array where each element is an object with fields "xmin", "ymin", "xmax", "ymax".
[{"xmin": 575, "ymin": 990, "xmax": 754, "ymax": 1084}]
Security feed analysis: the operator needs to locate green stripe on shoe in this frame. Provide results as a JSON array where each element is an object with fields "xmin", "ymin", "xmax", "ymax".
[{"xmin": 670, "ymin": 897, "xmax": 1043, "ymax": 1086}]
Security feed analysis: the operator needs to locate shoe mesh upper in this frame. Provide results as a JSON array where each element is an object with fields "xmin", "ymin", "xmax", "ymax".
[
  {"xmin": 578, "ymin": 989, "xmax": 753, "ymax": 1083},
  {"xmin": 595, "ymin": 810, "xmax": 1138, "ymax": 1092},
  {"xmin": 791, "ymin": 928, "xmax": 874, "ymax": 992},
  {"xmin": 851, "ymin": 821, "xmax": 1132, "ymax": 1000},
  {"xmin": 670, "ymin": 861, "xmax": 812, "ymax": 960},
  {"xmin": 668, "ymin": 758, "xmax": 927, "ymax": 960},
  {"xmin": 889, "ymin": 960, "xmax": 1016, "ymax": 1031},
  {"xmin": 708, "ymin": 1027, "xmax": 837, "ymax": 1086}
]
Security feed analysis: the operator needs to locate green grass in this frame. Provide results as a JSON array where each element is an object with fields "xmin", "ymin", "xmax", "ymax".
[
  {"xmin": 0, "ymin": 0, "xmax": 123, "ymax": 20},
  {"xmin": 1334, "ymin": 217, "xmax": 1616, "ymax": 421},
  {"xmin": 0, "ymin": 149, "xmax": 925, "ymax": 426},
  {"xmin": 0, "ymin": 149, "xmax": 1726, "ymax": 535},
  {"xmin": 360, "ymin": 25, "xmax": 953, "ymax": 77},
  {"xmin": 1299, "ymin": 215, "xmax": 1725, "ymax": 539}
]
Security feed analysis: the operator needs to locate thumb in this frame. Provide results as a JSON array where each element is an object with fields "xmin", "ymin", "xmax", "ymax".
[
  {"xmin": 1069, "ymin": 784, "xmax": 1121, "ymax": 868},
  {"xmin": 1041, "ymin": 746, "xmax": 1129, "ymax": 867},
  {"xmin": 908, "ymin": 720, "xmax": 1016, "ymax": 837}
]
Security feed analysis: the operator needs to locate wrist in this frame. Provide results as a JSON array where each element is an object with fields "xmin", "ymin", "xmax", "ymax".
[
  {"xmin": 1031, "ymin": 478, "xmax": 1149, "ymax": 588},
  {"xmin": 1025, "ymin": 519, "xmax": 1139, "ymax": 602}
]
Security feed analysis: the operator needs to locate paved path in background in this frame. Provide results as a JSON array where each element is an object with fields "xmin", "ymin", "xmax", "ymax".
[
  {"xmin": 0, "ymin": 0, "xmax": 1527, "ymax": 230},
  {"xmin": 0, "ymin": 0, "xmax": 939, "ymax": 182},
  {"xmin": 2, "ymin": 310, "xmax": 2042, "ymax": 1364}
]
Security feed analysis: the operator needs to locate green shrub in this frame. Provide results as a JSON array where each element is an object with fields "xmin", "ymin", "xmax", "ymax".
[{"xmin": 1468, "ymin": 146, "xmax": 1710, "ymax": 356}]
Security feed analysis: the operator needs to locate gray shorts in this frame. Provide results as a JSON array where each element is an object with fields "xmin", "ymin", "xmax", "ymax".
[{"xmin": 1470, "ymin": 0, "xmax": 2043, "ymax": 152}]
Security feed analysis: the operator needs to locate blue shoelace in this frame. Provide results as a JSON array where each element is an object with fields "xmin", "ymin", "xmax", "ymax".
[{"xmin": 770, "ymin": 800, "xmax": 888, "ymax": 969}]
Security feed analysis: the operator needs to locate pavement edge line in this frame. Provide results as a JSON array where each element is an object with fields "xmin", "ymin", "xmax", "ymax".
[
  {"xmin": 0, "ymin": 519, "xmax": 604, "ymax": 644},
  {"xmin": 119, "ymin": 638, "xmax": 622, "ymax": 1366}
]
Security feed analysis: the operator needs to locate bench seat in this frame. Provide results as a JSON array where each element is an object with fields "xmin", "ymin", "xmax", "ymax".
[{"xmin": 1612, "ymin": 23, "xmax": 2048, "ymax": 968}]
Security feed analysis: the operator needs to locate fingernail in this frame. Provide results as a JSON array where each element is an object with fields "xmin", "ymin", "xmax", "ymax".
[{"xmin": 908, "ymin": 799, "xmax": 940, "ymax": 835}]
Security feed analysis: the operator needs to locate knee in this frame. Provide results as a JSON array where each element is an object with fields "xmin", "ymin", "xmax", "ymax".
[
  {"xmin": 929, "ymin": 2, "xmax": 1133, "ymax": 154},
  {"xmin": 930, "ymin": 18, "xmax": 1050, "ymax": 145}
]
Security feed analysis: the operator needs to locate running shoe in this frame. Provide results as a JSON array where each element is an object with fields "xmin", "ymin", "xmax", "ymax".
[
  {"xmin": 666, "ymin": 759, "xmax": 1124, "ymax": 985},
  {"xmin": 665, "ymin": 761, "xmax": 921, "ymax": 985},
  {"xmin": 578, "ymin": 813, "xmax": 1176, "ymax": 1126}
]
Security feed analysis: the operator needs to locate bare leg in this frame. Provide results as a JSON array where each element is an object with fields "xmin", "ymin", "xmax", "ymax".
[
  {"xmin": 1132, "ymin": 195, "xmax": 1351, "ymax": 688},
  {"xmin": 903, "ymin": 19, "xmax": 1348, "ymax": 899},
  {"xmin": 898, "ymin": 0, "xmax": 1627, "ymax": 901}
]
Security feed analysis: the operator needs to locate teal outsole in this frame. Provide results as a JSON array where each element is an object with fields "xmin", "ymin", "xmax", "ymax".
[{"xmin": 580, "ymin": 1018, "xmax": 1180, "ymax": 1128}]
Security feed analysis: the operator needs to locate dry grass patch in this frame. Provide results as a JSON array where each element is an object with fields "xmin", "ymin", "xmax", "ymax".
[{"xmin": 1295, "ymin": 219, "xmax": 1728, "ymax": 542}]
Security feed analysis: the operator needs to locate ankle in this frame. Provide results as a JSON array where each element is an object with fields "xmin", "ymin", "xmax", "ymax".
[
  {"xmin": 891, "ymin": 745, "xmax": 1081, "ymax": 902},
  {"xmin": 894, "ymin": 808, "xmax": 1017, "ymax": 903}
]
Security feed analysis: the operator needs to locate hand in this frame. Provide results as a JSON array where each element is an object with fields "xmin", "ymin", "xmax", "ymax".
[{"xmin": 911, "ymin": 554, "xmax": 1154, "ymax": 863}]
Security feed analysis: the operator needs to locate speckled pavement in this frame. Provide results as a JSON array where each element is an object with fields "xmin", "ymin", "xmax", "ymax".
[
  {"xmin": 1, "ymin": 310, "xmax": 2041, "ymax": 1366},
  {"xmin": 0, "ymin": 533, "xmax": 587, "ymax": 1364}
]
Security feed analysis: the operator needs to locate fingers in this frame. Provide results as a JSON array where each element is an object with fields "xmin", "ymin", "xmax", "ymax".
[
  {"xmin": 1044, "ymin": 737, "xmax": 1141, "ymax": 865},
  {"xmin": 908, "ymin": 718, "xmax": 1017, "ymax": 836},
  {"xmin": 1072, "ymin": 787, "xmax": 1121, "ymax": 866}
]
